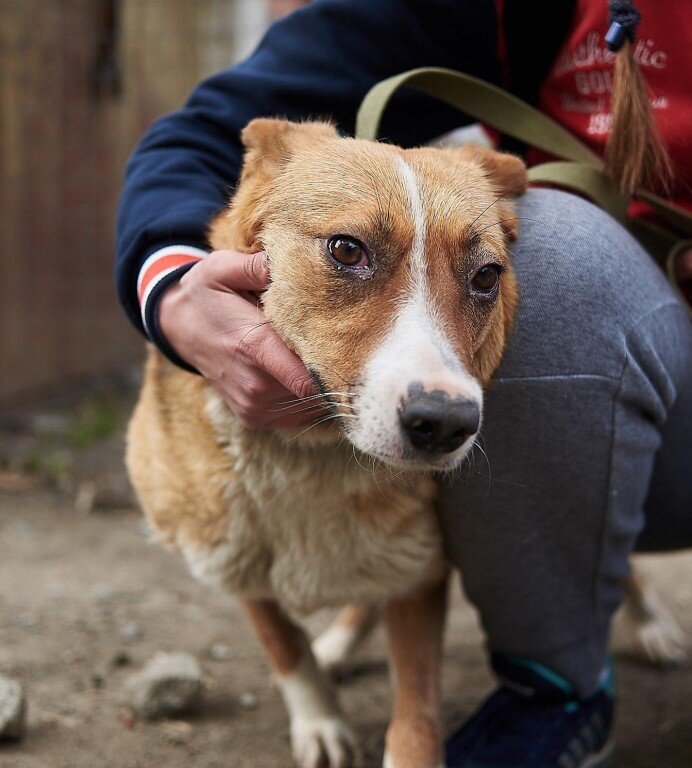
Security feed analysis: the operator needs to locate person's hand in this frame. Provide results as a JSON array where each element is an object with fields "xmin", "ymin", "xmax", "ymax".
[{"xmin": 158, "ymin": 250, "xmax": 325, "ymax": 429}]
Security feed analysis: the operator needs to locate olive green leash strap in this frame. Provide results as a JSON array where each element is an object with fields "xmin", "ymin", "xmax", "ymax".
[
  {"xmin": 526, "ymin": 163, "xmax": 629, "ymax": 224},
  {"xmin": 355, "ymin": 67, "xmax": 601, "ymax": 166}
]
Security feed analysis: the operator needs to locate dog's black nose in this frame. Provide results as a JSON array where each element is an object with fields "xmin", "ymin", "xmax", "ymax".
[{"xmin": 399, "ymin": 389, "xmax": 480, "ymax": 455}]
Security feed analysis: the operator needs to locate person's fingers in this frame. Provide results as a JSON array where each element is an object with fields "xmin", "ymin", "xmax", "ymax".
[
  {"xmin": 213, "ymin": 360, "xmax": 326, "ymax": 429},
  {"xmin": 231, "ymin": 366, "xmax": 294, "ymax": 407},
  {"xmin": 264, "ymin": 393, "xmax": 330, "ymax": 427},
  {"xmin": 250, "ymin": 326, "xmax": 320, "ymax": 400},
  {"xmin": 220, "ymin": 389, "xmax": 327, "ymax": 430},
  {"xmin": 206, "ymin": 250, "xmax": 271, "ymax": 293}
]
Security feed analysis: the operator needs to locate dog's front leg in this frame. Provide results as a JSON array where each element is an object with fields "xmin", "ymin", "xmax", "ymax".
[
  {"xmin": 242, "ymin": 598, "xmax": 359, "ymax": 768},
  {"xmin": 382, "ymin": 578, "xmax": 448, "ymax": 768}
]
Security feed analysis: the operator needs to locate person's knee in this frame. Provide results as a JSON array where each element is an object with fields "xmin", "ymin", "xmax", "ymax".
[
  {"xmin": 513, "ymin": 189, "xmax": 673, "ymax": 312},
  {"xmin": 501, "ymin": 188, "xmax": 684, "ymax": 380}
]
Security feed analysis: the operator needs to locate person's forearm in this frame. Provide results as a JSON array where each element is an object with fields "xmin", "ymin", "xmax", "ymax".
[{"xmin": 115, "ymin": 0, "xmax": 502, "ymax": 343}]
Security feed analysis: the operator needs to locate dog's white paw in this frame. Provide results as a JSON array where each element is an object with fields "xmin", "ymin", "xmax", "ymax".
[
  {"xmin": 613, "ymin": 585, "xmax": 688, "ymax": 666},
  {"xmin": 626, "ymin": 612, "xmax": 687, "ymax": 666},
  {"xmin": 291, "ymin": 716, "xmax": 359, "ymax": 768}
]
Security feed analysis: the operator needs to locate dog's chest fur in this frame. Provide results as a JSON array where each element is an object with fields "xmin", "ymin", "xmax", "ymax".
[{"xmin": 184, "ymin": 392, "xmax": 444, "ymax": 615}]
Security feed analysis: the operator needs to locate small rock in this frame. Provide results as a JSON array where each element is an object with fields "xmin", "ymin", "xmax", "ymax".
[
  {"xmin": 125, "ymin": 652, "xmax": 204, "ymax": 719},
  {"xmin": 208, "ymin": 642, "xmax": 232, "ymax": 661},
  {"xmin": 0, "ymin": 677, "xmax": 26, "ymax": 741},
  {"xmin": 111, "ymin": 651, "xmax": 133, "ymax": 668},
  {"xmin": 238, "ymin": 691, "xmax": 258, "ymax": 710},
  {"xmin": 119, "ymin": 621, "xmax": 143, "ymax": 644}
]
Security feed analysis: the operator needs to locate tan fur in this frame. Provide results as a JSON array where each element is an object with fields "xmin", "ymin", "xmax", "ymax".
[
  {"xmin": 127, "ymin": 119, "xmax": 526, "ymax": 768},
  {"xmin": 384, "ymin": 582, "xmax": 448, "ymax": 768},
  {"xmin": 243, "ymin": 599, "xmax": 308, "ymax": 676}
]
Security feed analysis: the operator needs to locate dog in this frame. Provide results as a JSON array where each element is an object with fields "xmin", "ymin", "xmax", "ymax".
[{"xmin": 126, "ymin": 117, "xmax": 528, "ymax": 768}]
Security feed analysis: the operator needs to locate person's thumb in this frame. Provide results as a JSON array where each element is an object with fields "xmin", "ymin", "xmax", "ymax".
[{"xmin": 209, "ymin": 250, "xmax": 270, "ymax": 293}]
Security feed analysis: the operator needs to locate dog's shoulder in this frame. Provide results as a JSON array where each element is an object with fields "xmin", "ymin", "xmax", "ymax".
[{"xmin": 126, "ymin": 348, "xmax": 239, "ymax": 551}]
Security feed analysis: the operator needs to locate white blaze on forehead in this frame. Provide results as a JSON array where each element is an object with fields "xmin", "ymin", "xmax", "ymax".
[
  {"xmin": 345, "ymin": 156, "xmax": 483, "ymax": 462},
  {"xmin": 392, "ymin": 155, "xmax": 459, "ymax": 367},
  {"xmin": 396, "ymin": 155, "xmax": 426, "ymax": 292}
]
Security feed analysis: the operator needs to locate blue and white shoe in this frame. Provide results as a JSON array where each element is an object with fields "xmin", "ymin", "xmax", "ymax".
[{"xmin": 445, "ymin": 655, "xmax": 615, "ymax": 768}]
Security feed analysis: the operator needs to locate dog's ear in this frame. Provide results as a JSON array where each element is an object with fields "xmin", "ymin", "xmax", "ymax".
[
  {"xmin": 216, "ymin": 119, "xmax": 337, "ymax": 251},
  {"xmin": 448, "ymin": 144, "xmax": 527, "ymax": 240},
  {"xmin": 240, "ymin": 118, "xmax": 336, "ymax": 178},
  {"xmin": 455, "ymin": 144, "xmax": 527, "ymax": 197}
]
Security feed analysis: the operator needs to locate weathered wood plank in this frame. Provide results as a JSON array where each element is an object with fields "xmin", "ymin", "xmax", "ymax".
[{"xmin": 1, "ymin": 0, "xmax": 265, "ymax": 402}]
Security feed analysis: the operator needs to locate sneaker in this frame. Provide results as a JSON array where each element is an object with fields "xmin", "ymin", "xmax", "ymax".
[{"xmin": 445, "ymin": 654, "xmax": 615, "ymax": 768}]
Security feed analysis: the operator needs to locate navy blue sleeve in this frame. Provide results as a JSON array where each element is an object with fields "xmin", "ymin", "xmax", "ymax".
[{"xmin": 116, "ymin": 0, "xmax": 502, "ymax": 337}]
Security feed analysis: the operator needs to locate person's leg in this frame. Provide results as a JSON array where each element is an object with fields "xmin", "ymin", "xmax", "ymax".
[{"xmin": 438, "ymin": 188, "xmax": 691, "ymax": 759}]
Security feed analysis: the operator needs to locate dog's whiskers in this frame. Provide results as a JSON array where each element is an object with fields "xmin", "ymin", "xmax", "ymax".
[
  {"xmin": 269, "ymin": 400, "xmax": 359, "ymax": 415},
  {"xmin": 474, "ymin": 216, "xmax": 559, "ymax": 238},
  {"xmin": 468, "ymin": 179, "xmax": 530, "ymax": 230},
  {"xmin": 472, "ymin": 436, "xmax": 493, "ymax": 496},
  {"xmin": 351, "ymin": 445, "xmax": 378, "ymax": 478},
  {"xmin": 276, "ymin": 391, "xmax": 357, "ymax": 404},
  {"xmin": 273, "ymin": 392, "xmax": 357, "ymax": 409},
  {"xmin": 287, "ymin": 413, "xmax": 358, "ymax": 441},
  {"xmin": 269, "ymin": 402, "xmax": 330, "ymax": 417}
]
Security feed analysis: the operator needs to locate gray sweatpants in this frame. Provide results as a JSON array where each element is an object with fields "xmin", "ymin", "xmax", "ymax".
[{"xmin": 439, "ymin": 189, "xmax": 692, "ymax": 698}]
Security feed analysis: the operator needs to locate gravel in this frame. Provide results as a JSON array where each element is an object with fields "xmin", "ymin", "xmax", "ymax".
[{"xmin": 208, "ymin": 642, "xmax": 232, "ymax": 661}]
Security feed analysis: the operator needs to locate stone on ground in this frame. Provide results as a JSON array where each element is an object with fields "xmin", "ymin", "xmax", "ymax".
[
  {"xmin": 125, "ymin": 652, "xmax": 203, "ymax": 719},
  {"xmin": 0, "ymin": 676, "xmax": 26, "ymax": 741}
]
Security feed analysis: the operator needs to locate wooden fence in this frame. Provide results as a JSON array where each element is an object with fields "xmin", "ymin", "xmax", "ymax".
[{"xmin": 0, "ymin": 0, "xmax": 276, "ymax": 403}]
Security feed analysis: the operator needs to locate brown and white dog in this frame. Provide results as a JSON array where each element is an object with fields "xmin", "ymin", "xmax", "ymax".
[{"xmin": 126, "ymin": 118, "xmax": 527, "ymax": 768}]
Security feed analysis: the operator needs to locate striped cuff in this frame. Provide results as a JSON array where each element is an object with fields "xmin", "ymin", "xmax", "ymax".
[
  {"xmin": 137, "ymin": 245, "xmax": 207, "ymax": 336},
  {"xmin": 137, "ymin": 245, "xmax": 207, "ymax": 373}
]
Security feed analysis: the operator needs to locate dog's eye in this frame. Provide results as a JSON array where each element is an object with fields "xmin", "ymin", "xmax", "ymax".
[
  {"xmin": 471, "ymin": 264, "xmax": 502, "ymax": 294},
  {"xmin": 326, "ymin": 236, "xmax": 370, "ymax": 269}
]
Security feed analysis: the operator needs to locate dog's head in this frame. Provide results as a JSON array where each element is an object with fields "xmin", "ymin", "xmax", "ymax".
[{"xmin": 211, "ymin": 119, "xmax": 525, "ymax": 471}]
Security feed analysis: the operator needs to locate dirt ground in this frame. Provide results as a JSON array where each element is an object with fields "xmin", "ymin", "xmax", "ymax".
[{"xmin": 0, "ymin": 386, "xmax": 691, "ymax": 768}]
